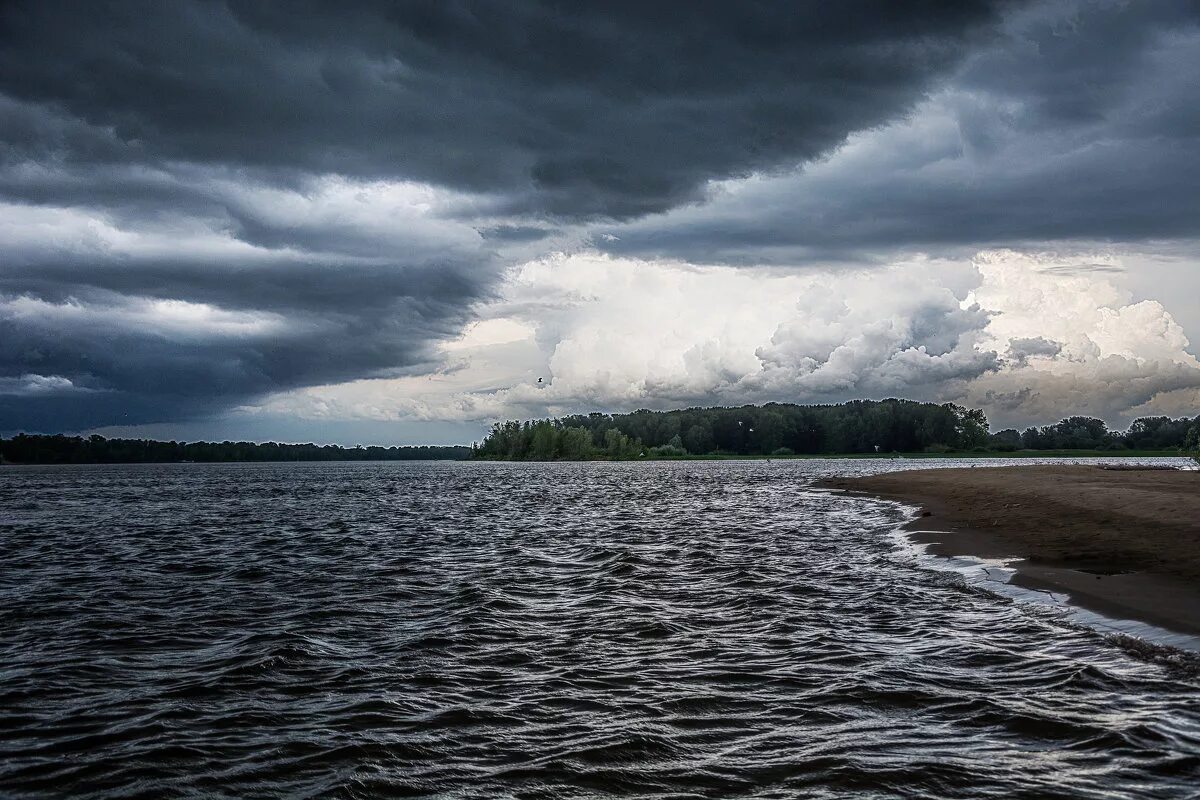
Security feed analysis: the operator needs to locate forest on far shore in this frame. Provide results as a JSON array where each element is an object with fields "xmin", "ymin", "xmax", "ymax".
[
  {"xmin": 4, "ymin": 399, "xmax": 1198, "ymax": 464},
  {"xmin": 0, "ymin": 436, "xmax": 471, "ymax": 465},
  {"xmin": 473, "ymin": 399, "xmax": 1200, "ymax": 461}
]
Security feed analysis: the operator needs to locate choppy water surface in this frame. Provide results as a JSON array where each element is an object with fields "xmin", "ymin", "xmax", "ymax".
[{"xmin": 2, "ymin": 459, "xmax": 1198, "ymax": 799}]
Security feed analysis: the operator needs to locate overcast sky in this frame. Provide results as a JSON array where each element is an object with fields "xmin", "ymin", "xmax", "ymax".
[{"xmin": 2, "ymin": 0, "xmax": 1199, "ymax": 443}]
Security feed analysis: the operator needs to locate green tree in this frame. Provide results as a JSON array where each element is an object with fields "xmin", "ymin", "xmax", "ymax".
[
  {"xmin": 683, "ymin": 423, "xmax": 715, "ymax": 455},
  {"xmin": 559, "ymin": 426, "xmax": 595, "ymax": 460}
]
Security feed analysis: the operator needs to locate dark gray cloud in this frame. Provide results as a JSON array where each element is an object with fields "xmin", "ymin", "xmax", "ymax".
[
  {"xmin": 600, "ymin": 0, "xmax": 1200, "ymax": 264},
  {"xmin": 0, "ymin": 255, "xmax": 489, "ymax": 429},
  {"xmin": 0, "ymin": 165, "xmax": 497, "ymax": 430},
  {"xmin": 1006, "ymin": 336, "xmax": 1062, "ymax": 367},
  {"xmin": 6, "ymin": 0, "xmax": 1199, "ymax": 435},
  {"xmin": 0, "ymin": 0, "xmax": 1022, "ymax": 431},
  {"xmin": 477, "ymin": 225, "xmax": 554, "ymax": 243},
  {"xmin": 0, "ymin": 0, "xmax": 1013, "ymax": 219}
]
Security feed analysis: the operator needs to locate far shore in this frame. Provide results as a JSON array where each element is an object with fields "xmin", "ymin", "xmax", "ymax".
[
  {"xmin": 825, "ymin": 465, "xmax": 1200, "ymax": 637},
  {"xmin": 3, "ymin": 449, "xmax": 1189, "ymax": 465},
  {"xmin": 640, "ymin": 449, "xmax": 1186, "ymax": 460},
  {"xmin": 471, "ymin": 449, "xmax": 1188, "ymax": 462}
]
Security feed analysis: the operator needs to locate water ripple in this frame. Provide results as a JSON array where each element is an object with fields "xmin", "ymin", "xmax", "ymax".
[{"xmin": 1, "ymin": 459, "xmax": 1197, "ymax": 798}]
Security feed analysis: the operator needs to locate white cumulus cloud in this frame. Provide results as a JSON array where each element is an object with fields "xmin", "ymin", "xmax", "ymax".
[{"xmin": 244, "ymin": 248, "xmax": 1200, "ymax": 431}]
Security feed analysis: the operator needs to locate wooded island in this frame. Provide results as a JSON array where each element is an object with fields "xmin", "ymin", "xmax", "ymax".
[{"xmin": 473, "ymin": 399, "xmax": 1199, "ymax": 460}]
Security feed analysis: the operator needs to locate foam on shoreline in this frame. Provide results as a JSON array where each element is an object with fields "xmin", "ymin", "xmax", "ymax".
[
  {"xmin": 886, "ymin": 512, "xmax": 1200, "ymax": 654},
  {"xmin": 825, "ymin": 463, "xmax": 1200, "ymax": 650}
]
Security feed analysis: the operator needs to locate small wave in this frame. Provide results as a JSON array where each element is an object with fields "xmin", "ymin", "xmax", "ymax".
[{"xmin": 1, "ymin": 458, "xmax": 1197, "ymax": 798}]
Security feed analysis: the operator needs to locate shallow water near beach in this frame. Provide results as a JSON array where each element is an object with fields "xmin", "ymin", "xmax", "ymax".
[{"xmin": 2, "ymin": 458, "xmax": 1198, "ymax": 798}]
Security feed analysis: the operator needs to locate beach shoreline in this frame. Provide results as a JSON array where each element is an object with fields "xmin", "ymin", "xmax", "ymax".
[{"xmin": 825, "ymin": 465, "xmax": 1200, "ymax": 637}]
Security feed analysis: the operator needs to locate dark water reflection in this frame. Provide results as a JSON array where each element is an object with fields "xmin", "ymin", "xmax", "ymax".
[{"xmin": 1, "ymin": 459, "xmax": 1197, "ymax": 798}]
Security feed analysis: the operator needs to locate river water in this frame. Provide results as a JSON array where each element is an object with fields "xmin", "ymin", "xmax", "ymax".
[{"xmin": 1, "ymin": 459, "xmax": 1198, "ymax": 798}]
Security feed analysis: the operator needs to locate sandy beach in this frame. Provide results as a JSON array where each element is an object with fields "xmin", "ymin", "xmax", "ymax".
[{"xmin": 827, "ymin": 465, "xmax": 1200, "ymax": 635}]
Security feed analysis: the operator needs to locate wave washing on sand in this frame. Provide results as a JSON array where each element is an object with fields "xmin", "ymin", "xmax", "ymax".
[
  {"xmin": 828, "ymin": 459, "xmax": 1200, "ymax": 645},
  {"xmin": 881, "ymin": 503, "xmax": 1200, "ymax": 658}
]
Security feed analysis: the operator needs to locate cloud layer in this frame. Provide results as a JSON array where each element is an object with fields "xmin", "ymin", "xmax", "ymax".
[
  {"xmin": 0, "ymin": 1, "xmax": 1012, "ymax": 219},
  {"xmin": 603, "ymin": 0, "xmax": 1200, "ymax": 264},
  {"xmin": 250, "ymin": 250, "xmax": 1200, "ymax": 431},
  {"xmin": 1, "ymin": 1, "xmax": 1198, "ymax": 437},
  {"xmin": 0, "ymin": 179, "xmax": 494, "ymax": 429}
]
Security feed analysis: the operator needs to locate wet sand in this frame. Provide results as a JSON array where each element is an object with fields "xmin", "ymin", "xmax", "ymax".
[{"xmin": 827, "ymin": 465, "xmax": 1200, "ymax": 635}]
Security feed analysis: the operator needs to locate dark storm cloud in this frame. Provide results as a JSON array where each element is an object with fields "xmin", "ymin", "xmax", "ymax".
[
  {"xmin": 477, "ymin": 225, "xmax": 554, "ymax": 244},
  {"xmin": 0, "ymin": 150, "xmax": 495, "ymax": 431},
  {"xmin": 0, "ymin": 0, "xmax": 1022, "ymax": 430},
  {"xmin": 601, "ymin": 0, "xmax": 1200, "ymax": 264},
  {"xmin": 0, "ymin": 0, "xmax": 1014, "ymax": 219},
  {"xmin": 0, "ymin": 254, "xmax": 489, "ymax": 430}
]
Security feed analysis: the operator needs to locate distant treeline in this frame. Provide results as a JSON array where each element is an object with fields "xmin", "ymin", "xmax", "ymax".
[
  {"xmin": 993, "ymin": 415, "xmax": 1199, "ymax": 452},
  {"xmin": 6, "ymin": 401, "xmax": 1198, "ymax": 465},
  {"xmin": 0, "ymin": 435, "xmax": 471, "ymax": 465},
  {"xmin": 474, "ymin": 400, "xmax": 1200, "ymax": 460},
  {"xmin": 476, "ymin": 400, "xmax": 988, "ymax": 459}
]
